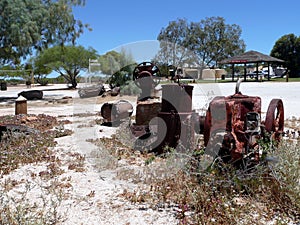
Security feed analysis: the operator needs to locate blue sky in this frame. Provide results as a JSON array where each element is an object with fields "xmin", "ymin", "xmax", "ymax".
[{"xmin": 73, "ymin": 0, "xmax": 300, "ymax": 61}]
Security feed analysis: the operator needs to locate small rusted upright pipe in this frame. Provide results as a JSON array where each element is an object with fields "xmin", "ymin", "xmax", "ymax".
[
  {"xmin": 15, "ymin": 95, "xmax": 27, "ymax": 115},
  {"xmin": 235, "ymin": 79, "xmax": 243, "ymax": 94}
]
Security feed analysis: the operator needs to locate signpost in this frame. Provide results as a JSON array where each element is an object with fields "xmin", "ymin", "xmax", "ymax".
[
  {"xmin": 88, "ymin": 59, "xmax": 101, "ymax": 73},
  {"xmin": 87, "ymin": 59, "xmax": 101, "ymax": 83}
]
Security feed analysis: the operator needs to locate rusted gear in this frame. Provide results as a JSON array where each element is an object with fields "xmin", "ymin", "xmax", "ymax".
[
  {"xmin": 132, "ymin": 61, "xmax": 161, "ymax": 88},
  {"xmin": 265, "ymin": 99, "xmax": 284, "ymax": 141}
]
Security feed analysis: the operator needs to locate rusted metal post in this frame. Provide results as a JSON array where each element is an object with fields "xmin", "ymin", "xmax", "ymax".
[{"xmin": 15, "ymin": 95, "xmax": 27, "ymax": 115}]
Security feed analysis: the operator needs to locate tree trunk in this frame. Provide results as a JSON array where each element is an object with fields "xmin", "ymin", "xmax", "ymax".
[{"xmin": 70, "ymin": 79, "xmax": 77, "ymax": 89}]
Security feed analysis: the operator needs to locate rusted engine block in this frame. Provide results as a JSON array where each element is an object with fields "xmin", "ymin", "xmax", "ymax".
[
  {"xmin": 130, "ymin": 100, "xmax": 161, "ymax": 138},
  {"xmin": 203, "ymin": 80, "xmax": 284, "ymax": 166},
  {"xmin": 154, "ymin": 84, "xmax": 195, "ymax": 153}
]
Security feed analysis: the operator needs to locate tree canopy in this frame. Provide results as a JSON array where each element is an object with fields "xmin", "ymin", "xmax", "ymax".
[
  {"xmin": 155, "ymin": 17, "xmax": 245, "ymax": 71},
  {"xmin": 190, "ymin": 17, "xmax": 245, "ymax": 67},
  {"xmin": 271, "ymin": 34, "xmax": 300, "ymax": 78},
  {"xmin": 154, "ymin": 18, "xmax": 193, "ymax": 67},
  {"xmin": 0, "ymin": 0, "xmax": 89, "ymax": 64},
  {"xmin": 34, "ymin": 45, "xmax": 98, "ymax": 88},
  {"xmin": 98, "ymin": 49, "xmax": 135, "ymax": 75},
  {"xmin": 98, "ymin": 49, "xmax": 136, "ymax": 88}
]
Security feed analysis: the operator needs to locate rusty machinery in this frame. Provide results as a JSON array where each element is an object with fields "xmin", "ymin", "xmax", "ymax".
[
  {"xmin": 129, "ymin": 62, "xmax": 196, "ymax": 154},
  {"xmin": 100, "ymin": 61, "xmax": 161, "ymax": 126},
  {"xmin": 101, "ymin": 62, "xmax": 284, "ymax": 166},
  {"xmin": 203, "ymin": 79, "xmax": 284, "ymax": 166}
]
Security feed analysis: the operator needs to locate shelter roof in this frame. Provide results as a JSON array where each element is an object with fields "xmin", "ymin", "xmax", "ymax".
[{"xmin": 220, "ymin": 50, "xmax": 284, "ymax": 64}]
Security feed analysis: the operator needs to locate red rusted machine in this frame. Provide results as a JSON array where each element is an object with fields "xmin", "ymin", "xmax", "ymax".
[
  {"xmin": 130, "ymin": 62, "xmax": 196, "ymax": 153},
  {"xmin": 101, "ymin": 62, "xmax": 285, "ymax": 167},
  {"xmin": 203, "ymin": 79, "xmax": 284, "ymax": 166}
]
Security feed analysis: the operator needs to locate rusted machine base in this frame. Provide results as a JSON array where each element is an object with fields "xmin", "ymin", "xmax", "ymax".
[
  {"xmin": 153, "ymin": 111, "xmax": 195, "ymax": 154},
  {"xmin": 132, "ymin": 84, "xmax": 196, "ymax": 154}
]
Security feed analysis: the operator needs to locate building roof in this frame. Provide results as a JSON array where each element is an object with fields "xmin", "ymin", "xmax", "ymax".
[{"xmin": 220, "ymin": 50, "xmax": 284, "ymax": 64}]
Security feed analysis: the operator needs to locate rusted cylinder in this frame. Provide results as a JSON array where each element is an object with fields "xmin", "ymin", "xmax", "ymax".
[
  {"xmin": 152, "ymin": 84, "xmax": 195, "ymax": 153},
  {"xmin": 101, "ymin": 100, "xmax": 133, "ymax": 123},
  {"xmin": 15, "ymin": 95, "xmax": 27, "ymax": 115},
  {"xmin": 161, "ymin": 84, "xmax": 193, "ymax": 113},
  {"xmin": 155, "ymin": 112, "xmax": 194, "ymax": 153}
]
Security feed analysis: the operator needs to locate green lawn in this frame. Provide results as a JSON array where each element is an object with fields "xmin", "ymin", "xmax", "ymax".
[
  {"xmin": 181, "ymin": 77, "xmax": 300, "ymax": 83},
  {"xmin": 269, "ymin": 77, "xmax": 300, "ymax": 82}
]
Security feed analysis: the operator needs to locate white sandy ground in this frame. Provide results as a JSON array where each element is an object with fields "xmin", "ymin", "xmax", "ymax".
[
  {"xmin": 0, "ymin": 81, "xmax": 299, "ymax": 224},
  {"xmin": 0, "ymin": 120, "xmax": 178, "ymax": 225}
]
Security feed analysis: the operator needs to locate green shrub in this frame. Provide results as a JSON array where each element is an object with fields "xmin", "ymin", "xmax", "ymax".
[
  {"xmin": 268, "ymin": 141, "xmax": 300, "ymax": 209},
  {"xmin": 120, "ymin": 80, "xmax": 141, "ymax": 96}
]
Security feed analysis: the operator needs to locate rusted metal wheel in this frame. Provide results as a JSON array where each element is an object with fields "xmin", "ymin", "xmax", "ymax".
[
  {"xmin": 133, "ymin": 62, "xmax": 161, "ymax": 88},
  {"xmin": 265, "ymin": 99, "xmax": 284, "ymax": 141}
]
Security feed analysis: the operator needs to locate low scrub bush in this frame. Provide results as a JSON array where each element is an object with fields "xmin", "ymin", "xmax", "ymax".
[{"xmin": 120, "ymin": 81, "xmax": 141, "ymax": 96}]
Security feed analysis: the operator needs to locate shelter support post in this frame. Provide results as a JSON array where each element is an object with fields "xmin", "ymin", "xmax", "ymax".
[
  {"xmin": 267, "ymin": 62, "xmax": 270, "ymax": 81},
  {"xmin": 244, "ymin": 63, "xmax": 247, "ymax": 81},
  {"xmin": 231, "ymin": 64, "xmax": 234, "ymax": 82},
  {"xmin": 256, "ymin": 63, "xmax": 259, "ymax": 81}
]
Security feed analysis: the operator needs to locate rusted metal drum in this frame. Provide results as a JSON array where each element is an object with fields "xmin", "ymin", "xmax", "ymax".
[
  {"xmin": 161, "ymin": 84, "xmax": 193, "ymax": 113},
  {"xmin": 101, "ymin": 100, "xmax": 133, "ymax": 123},
  {"xmin": 153, "ymin": 83, "xmax": 194, "ymax": 153}
]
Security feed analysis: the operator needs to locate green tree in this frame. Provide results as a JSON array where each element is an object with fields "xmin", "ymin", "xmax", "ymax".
[
  {"xmin": 98, "ymin": 49, "xmax": 136, "ymax": 88},
  {"xmin": 26, "ymin": 59, "xmax": 52, "ymax": 86},
  {"xmin": 190, "ymin": 17, "xmax": 245, "ymax": 68},
  {"xmin": 99, "ymin": 49, "xmax": 136, "ymax": 75},
  {"xmin": 155, "ymin": 17, "xmax": 245, "ymax": 78},
  {"xmin": 98, "ymin": 51, "xmax": 121, "ymax": 75},
  {"xmin": 154, "ymin": 18, "xmax": 194, "ymax": 67},
  {"xmin": 0, "ymin": 64, "xmax": 31, "ymax": 81},
  {"xmin": 34, "ymin": 45, "xmax": 98, "ymax": 88},
  {"xmin": 107, "ymin": 63, "xmax": 137, "ymax": 88},
  {"xmin": 119, "ymin": 48, "xmax": 135, "ymax": 69},
  {"xmin": 0, "ymin": 0, "xmax": 89, "ymax": 64},
  {"xmin": 271, "ymin": 34, "xmax": 300, "ymax": 78}
]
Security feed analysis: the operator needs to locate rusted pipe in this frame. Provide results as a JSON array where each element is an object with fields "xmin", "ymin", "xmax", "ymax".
[{"xmin": 235, "ymin": 78, "xmax": 243, "ymax": 94}]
